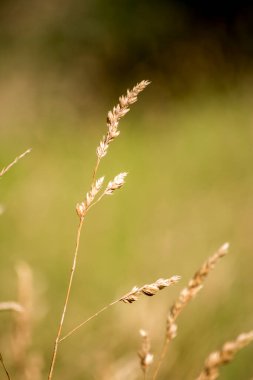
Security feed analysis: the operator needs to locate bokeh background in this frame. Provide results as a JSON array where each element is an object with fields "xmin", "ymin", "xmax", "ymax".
[{"xmin": 1, "ymin": 1, "xmax": 253, "ymax": 379}]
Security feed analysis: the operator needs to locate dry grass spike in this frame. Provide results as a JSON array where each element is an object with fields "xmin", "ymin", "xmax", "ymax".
[
  {"xmin": 166, "ymin": 242, "xmax": 229, "ymax": 336},
  {"xmin": 196, "ymin": 330, "xmax": 253, "ymax": 380},
  {"xmin": 105, "ymin": 172, "xmax": 128, "ymax": 195},
  {"xmin": 76, "ymin": 176, "xmax": 105, "ymax": 217},
  {"xmin": 120, "ymin": 276, "xmax": 181, "ymax": 304},
  {"xmin": 48, "ymin": 81, "xmax": 150, "ymax": 380},
  {"xmin": 96, "ymin": 80, "xmax": 150, "ymax": 161},
  {"xmin": 138, "ymin": 329, "xmax": 153, "ymax": 379},
  {"xmin": 76, "ymin": 172, "xmax": 128, "ymax": 217},
  {"xmin": 0, "ymin": 148, "xmax": 31, "ymax": 178},
  {"xmin": 152, "ymin": 242, "xmax": 229, "ymax": 380}
]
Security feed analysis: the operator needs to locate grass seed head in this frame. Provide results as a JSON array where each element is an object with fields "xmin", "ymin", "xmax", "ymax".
[
  {"xmin": 96, "ymin": 80, "xmax": 150, "ymax": 160},
  {"xmin": 120, "ymin": 276, "xmax": 180, "ymax": 304},
  {"xmin": 105, "ymin": 172, "xmax": 128, "ymax": 195},
  {"xmin": 196, "ymin": 331, "xmax": 253, "ymax": 380},
  {"xmin": 138, "ymin": 329, "xmax": 153, "ymax": 375},
  {"xmin": 166, "ymin": 243, "xmax": 229, "ymax": 341}
]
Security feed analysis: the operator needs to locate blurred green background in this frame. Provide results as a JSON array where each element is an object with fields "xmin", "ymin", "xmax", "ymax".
[{"xmin": 1, "ymin": 1, "xmax": 253, "ymax": 379}]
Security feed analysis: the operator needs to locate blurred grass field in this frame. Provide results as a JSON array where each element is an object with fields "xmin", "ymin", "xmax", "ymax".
[{"xmin": 1, "ymin": 82, "xmax": 253, "ymax": 379}]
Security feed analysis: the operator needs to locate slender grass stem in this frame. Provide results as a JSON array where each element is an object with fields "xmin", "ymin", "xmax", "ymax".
[
  {"xmin": 48, "ymin": 217, "xmax": 84, "ymax": 380},
  {"xmin": 92, "ymin": 157, "xmax": 100, "ymax": 183},
  {"xmin": 0, "ymin": 353, "xmax": 11, "ymax": 380},
  {"xmin": 152, "ymin": 338, "xmax": 168, "ymax": 380},
  {"xmin": 59, "ymin": 300, "xmax": 118, "ymax": 342}
]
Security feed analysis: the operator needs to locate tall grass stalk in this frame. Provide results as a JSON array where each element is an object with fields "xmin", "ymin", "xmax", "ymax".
[
  {"xmin": 152, "ymin": 243, "xmax": 229, "ymax": 379},
  {"xmin": 47, "ymin": 81, "xmax": 150, "ymax": 380}
]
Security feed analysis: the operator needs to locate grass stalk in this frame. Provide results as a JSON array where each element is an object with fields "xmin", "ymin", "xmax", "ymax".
[
  {"xmin": 59, "ymin": 300, "xmax": 118, "ymax": 342},
  {"xmin": 152, "ymin": 243, "xmax": 229, "ymax": 379},
  {"xmin": 48, "ymin": 216, "xmax": 84, "ymax": 380},
  {"xmin": 47, "ymin": 81, "xmax": 150, "ymax": 379}
]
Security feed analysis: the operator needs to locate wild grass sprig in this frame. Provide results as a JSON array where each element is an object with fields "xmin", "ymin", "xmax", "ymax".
[
  {"xmin": 196, "ymin": 330, "xmax": 253, "ymax": 380},
  {"xmin": 138, "ymin": 329, "xmax": 153, "ymax": 380},
  {"xmin": 59, "ymin": 276, "xmax": 180, "ymax": 342},
  {"xmin": 93, "ymin": 80, "xmax": 150, "ymax": 180},
  {"xmin": 120, "ymin": 276, "xmax": 180, "ymax": 304},
  {"xmin": 76, "ymin": 172, "xmax": 128, "ymax": 217},
  {"xmin": 48, "ymin": 81, "xmax": 150, "ymax": 380},
  {"xmin": 152, "ymin": 243, "xmax": 229, "ymax": 379},
  {"xmin": 0, "ymin": 148, "xmax": 31, "ymax": 178}
]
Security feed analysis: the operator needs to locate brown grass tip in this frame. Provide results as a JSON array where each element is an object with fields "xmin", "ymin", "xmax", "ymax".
[
  {"xmin": 120, "ymin": 276, "xmax": 181, "ymax": 304},
  {"xmin": 96, "ymin": 80, "xmax": 150, "ymax": 159},
  {"xmin": 196, "ymin": 330, "xmax": 253, "ymax": 380}
]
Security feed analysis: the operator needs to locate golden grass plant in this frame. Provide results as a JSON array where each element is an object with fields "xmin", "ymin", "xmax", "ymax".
[
  {"xmin": 152, "ymin": 243, "xmax": 229, "ymax": 379},
  {"xmin": 48, "ymin": 81, "xmax": 153, "ymax": 380}
]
